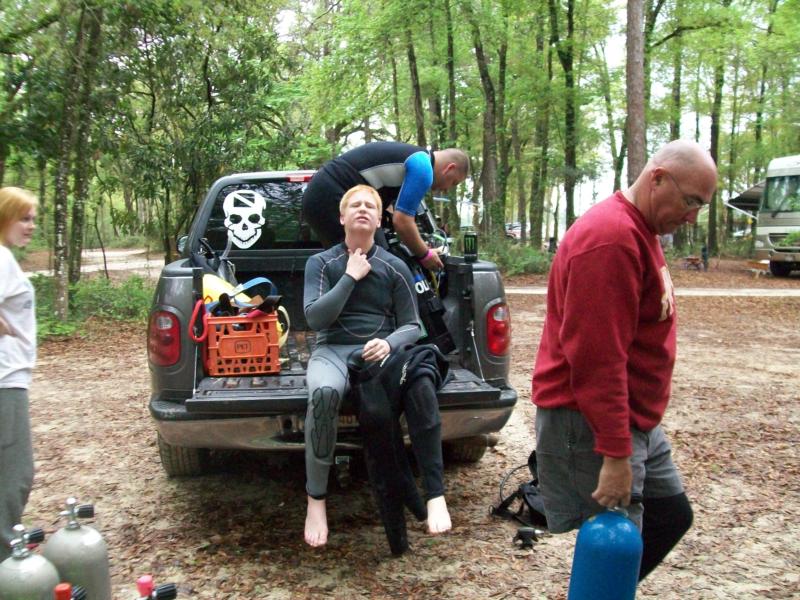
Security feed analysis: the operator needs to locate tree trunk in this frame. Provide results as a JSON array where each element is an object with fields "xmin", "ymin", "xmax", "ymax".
[
  {"xmin": 405, "ymin": 28, "xmax": 427, "ymax": 148},
  {"xmin": 708, "ymin": 60, "xmax": 725, "ymax": 255},
  {"xmin": 511, "ymin": 111, "xmax": 526, "ymax": 242},
  {"xmin": 0, "ymin": 142, "xmax": 6, "ymax": 188},
  {"xmin": 465, "ymin": 8, "xmax": 500, "ymax": 234},
  {"xmin": 496, "ymin": 8, "xmax": 509, "ymax": 221},
  {"xmin": 93, "ymin": 204, "xmax": 108, "ymax": 279},
  {"xmin": 726, "ymin": 49, "xmax": 741, "ymax": 238},
  {"xmin": 707, "ymin": 0, "xmax": 732, "ymax": 256},
  {"xmin": 161, "ymin": 183, "xmax": 172, "ymax": 263},
  {"xmin": 640, "ymin": 0, "xmax": 667, "ymax": 154},
  {"xmin": 753, "ymin": 0, "xmax": 778, "ymax": 181},
  {"xmin": 595, "ymin": 44, "xmax": 624, "ymax": 191},
  {"xmin": 69, "ymin": 5, "xmax": 103, "ymax": 285},
  {"xmin": 53, "ymin": 7, "xmax": 89, "ymax": 320},
  {"xmin": 443, "ymin": 0, "xmax": 460, "ymax": 234},
  {"xmin": 669, "ymin": 18, "xmax": 683, "ymax": 141},
  {"xmin": 530, "ymin": 8, "xmax": 552, "ymax": 250},
  {"xmin": 427, "ymin": 3, "xmax": 444, "ymax": 150},
  {"xmin": 390, "ymin": 51, "xmax": 402, "ymax": 140},
  {"xmin": 37, "ymin": 157, "xmax": 49, "ymax": 267},
  {"xmin": 626, "ymin": 0, "xmax": 646, "ymax": 183},
  {"xmin": 671, "ymin": 28, "xmax": 686, "ymax": 249},
  {"xmin": 548, "ymin": 0, "xmax": 577, "ymax": 227}
]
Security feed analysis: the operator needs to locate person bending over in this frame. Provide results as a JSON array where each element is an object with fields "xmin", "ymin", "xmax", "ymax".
[{"xmin": 302, "ymin": 142, "xmax": 468, "ymax": 271}]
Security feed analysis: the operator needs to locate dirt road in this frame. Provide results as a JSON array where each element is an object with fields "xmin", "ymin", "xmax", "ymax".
[{"xmin": 23, "ymin": 263, "xmax": 800, "ymax": 599}]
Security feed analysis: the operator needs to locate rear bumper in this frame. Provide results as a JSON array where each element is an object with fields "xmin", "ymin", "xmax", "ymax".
[
  {"xmin": 768, "ymin": 250, "xmax": 800, "ymax": 263},
  {"xmin": 150, "ymin": 385, "xmax": 517, "ymax": 451}
]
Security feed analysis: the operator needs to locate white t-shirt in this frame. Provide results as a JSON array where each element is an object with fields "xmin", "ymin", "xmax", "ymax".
[{"xmin": 0, "ymin": 245, "xmax": 36, "ymax": 388}]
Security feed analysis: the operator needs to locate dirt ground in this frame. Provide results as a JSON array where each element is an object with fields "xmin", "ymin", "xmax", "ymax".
[{"xmin": 22, "ymin": 258, "xmax": 800, "ymax": 599}]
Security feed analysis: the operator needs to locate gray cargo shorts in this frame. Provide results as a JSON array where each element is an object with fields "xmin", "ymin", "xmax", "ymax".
[{"xmin": 534, "ymin": 406, "xmax": 684, "ymax": 533}]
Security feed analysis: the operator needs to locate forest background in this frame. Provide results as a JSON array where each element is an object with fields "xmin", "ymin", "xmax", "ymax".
[{"xmin": 1, "ymin": 0, "xmax": 799, "ymax": 321}]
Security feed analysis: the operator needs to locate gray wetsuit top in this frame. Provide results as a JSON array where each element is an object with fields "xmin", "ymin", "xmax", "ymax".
[{"xmin": 303, "ymin": 242, "xmax": 421, "ymax": 348}]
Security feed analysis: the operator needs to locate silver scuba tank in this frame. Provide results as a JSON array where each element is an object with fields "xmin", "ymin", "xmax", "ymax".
[
  {"xmin": 136, "ymin": 575, "xmax": 178, "ymax": 600},
  {"xmin": 41, "ymin": 499, "xmax": 111, "ymax": 600},
  {"xmin": 0, "ymin": 525, "xmax": 60, "ymax": 600}
]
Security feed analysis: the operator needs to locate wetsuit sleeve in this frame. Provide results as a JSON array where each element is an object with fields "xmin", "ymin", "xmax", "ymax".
[
  {"xmin": 384, "ymin": 260, "xmax": 422, "ymax": 350},
  {"xmin": 394, "ymin": 151, "xmax": 434, "ymax": 216},
  {"xmin": 303, "ymin": 255, "xmax": 357, "ymax": 331},
  {"xmin": 560, "ymin": 244, "xmax": 641, "ymax": 458}
]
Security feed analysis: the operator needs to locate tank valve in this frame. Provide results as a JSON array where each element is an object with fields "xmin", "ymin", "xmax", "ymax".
[{"xmin": 137, "ymin": 575, "xmax": 178, "ymax": 599}]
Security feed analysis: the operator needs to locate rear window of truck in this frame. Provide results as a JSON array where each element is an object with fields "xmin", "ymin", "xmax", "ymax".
[{"xmin": 203, "ymin": 180, "xmax": 322, "ymax": 251}]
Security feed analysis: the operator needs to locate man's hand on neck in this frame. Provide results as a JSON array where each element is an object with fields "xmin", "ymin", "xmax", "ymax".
[{"xmin": 344, "ymin": 243, "xmax": 373, "ymax": 281}]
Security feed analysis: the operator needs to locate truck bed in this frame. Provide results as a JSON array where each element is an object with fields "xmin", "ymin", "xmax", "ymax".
[{"xmin": 185, "ymin": 331, "xmax": 503, "ymax": 415}]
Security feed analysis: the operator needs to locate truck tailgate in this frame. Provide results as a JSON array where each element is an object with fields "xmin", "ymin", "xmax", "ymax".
[{"xmin": 185, "ymin": 333, "xmax": 502, "ymax": 415}]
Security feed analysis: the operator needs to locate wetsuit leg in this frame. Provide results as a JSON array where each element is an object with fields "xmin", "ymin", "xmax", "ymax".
[
  {"xmin": 403, "ymin": 377, "xmax": 445, "ymax": 501},
  {"xmin": 351, "ymin": 366, "xmax": 425, "ymax": 555},
  {"xmin": 304, "ymin": 346, "xmax": 352, "ymax": 499},
  {"xmin": 639, "ymin": 493, "xmax": 693, "ymax": 581},
  {"xmin": 301, "ymin": 170, "xmax": 347, "ymax": 248}
]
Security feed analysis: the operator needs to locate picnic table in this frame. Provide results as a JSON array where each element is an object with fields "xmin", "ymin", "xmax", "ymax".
[{"xmin": 682, "ymin": 256, "xmax": 704, "ymax": 270}]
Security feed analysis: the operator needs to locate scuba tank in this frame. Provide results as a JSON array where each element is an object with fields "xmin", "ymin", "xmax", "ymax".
[
  {"xmin": 42, "ymin": 499, "xmax": 111, "ymax": 600},
  {"xmin": 410, "ymin": 268, "xmax": 455, "ymax": 354},
  {"xmin": 384, "ymin": 230, "xmax": 455, "ymax": 354},
  {"xmin": 0, "ymin": 525, "xmax": 60, "ymax": 600},
  {"xmin": 136, "ymin": 575, "xmax": 178, "ymax": 599},
  {"xmin": 567, "ymin": 506, "xmax": 643, "ymax": 600},
  {"xmin": 53, "ymin": 583, "xmax": 87, "ymax": 600}
]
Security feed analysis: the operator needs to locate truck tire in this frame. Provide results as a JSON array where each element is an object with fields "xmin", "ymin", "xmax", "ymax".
[
  {"xmin": 444, "ymin": 435, "xmax": 490, "ymax": 463},
  {"xmin": 157, "ymin": 432, "xmax": 208, "ymax": 477},
  {"xmin": 769, "ymin": 261, "xmax": 793, "ymax": 277}
]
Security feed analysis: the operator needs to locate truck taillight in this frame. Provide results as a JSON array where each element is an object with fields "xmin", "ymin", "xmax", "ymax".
[
  {"xmin": 486, "ymin": 302, "xmax": 511, "ymax": 356},
  {"xmin": 288, "ymin": 173, "xmax": 314, "ymax": 182},
  {"xmin": 148, "ymin": 311, "xmax": 180, "ymax": 366}
]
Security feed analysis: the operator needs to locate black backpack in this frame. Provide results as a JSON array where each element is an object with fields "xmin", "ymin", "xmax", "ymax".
[{"xmin": 491, "ymin": 450, "xmax": 548, "ymax": 529}]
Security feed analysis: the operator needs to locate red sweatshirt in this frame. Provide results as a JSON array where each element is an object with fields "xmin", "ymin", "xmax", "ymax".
[{"xmin": 532, "ymin": 192, "xmax": 677, "ymax": 458}]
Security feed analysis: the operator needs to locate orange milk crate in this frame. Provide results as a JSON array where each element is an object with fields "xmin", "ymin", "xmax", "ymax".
[{"xmin": 204, "ymin": 311, "xmax": 281, "ymax": 376}]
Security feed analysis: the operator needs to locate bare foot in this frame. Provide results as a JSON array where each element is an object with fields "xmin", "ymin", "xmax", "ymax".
[
  {"xmin": 426, "ymin": 496, "xmax": 451, "ymax": 534},
  {"xmin": 304, "ymin": 496, "xmax": 328, "ymax": 547}
]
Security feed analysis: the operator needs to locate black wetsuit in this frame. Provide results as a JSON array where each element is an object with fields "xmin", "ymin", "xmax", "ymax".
[{"xmin": 302, "ymin": 142, "xmax": 435, "ymax": 247}]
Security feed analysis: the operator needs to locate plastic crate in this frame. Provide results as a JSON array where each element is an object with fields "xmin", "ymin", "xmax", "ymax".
[{"xmin": 204, "ymin": 312, "xmax": 281, "ymax": 376}]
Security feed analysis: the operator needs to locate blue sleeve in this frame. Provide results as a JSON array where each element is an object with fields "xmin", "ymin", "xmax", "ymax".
[{"xmin": 394, "ymin": 151, "xmax": 434, "ymax": 216}]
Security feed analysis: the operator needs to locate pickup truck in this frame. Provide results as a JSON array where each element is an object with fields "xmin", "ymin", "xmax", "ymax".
[{"xmin": 147, "ymin": 171, "xmax": 517, "ymax": 476}]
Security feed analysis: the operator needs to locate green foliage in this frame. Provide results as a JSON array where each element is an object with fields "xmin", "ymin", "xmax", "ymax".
[
  {"xmin": 31, "ymin": 274, "xmax": 154, "ymax": 339},
  {"xmin": 718, "ymin": 236, "xmax": 754, "ymax": 258},
  {"xmin": 779, "ymin": 231, "xmax": 800, "ymax": 247},
  {"xmin": 70, "ymin": 275, "xmax": 154, "ymax": 322},
  {"xmin": 1, "ymin": 0, "xmax": 799, "ymax": 262},
  {"xmin": 483, "ymin": 238, "xmax": 552, "ymax": 276}
]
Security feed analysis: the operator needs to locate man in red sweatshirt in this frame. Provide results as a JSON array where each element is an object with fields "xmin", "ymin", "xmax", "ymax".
[{"xmin": 532, "ymin": 139, "xmax": 717, "ymax": 580}]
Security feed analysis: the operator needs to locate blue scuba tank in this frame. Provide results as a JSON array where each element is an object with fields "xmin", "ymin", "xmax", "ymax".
[{"xmin": 567, "ymin": 507, "xmax": 643, "ymax": 600}]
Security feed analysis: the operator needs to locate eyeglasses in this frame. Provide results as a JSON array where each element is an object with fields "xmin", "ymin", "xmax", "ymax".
[{"xmin": 663, "ymin": 172, "xmax": 708, "ymax": 211}]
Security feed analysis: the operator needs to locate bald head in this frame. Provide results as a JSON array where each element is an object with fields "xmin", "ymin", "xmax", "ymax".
[
  {"xmin": 646, "ymin": 140, "xmax": 717, "ymax": 183},
  {"xmin": 431, "ymin": 148, "xmax": 470, "ymax": 191},
  {"xmin": 628, "ymin": 140, "xmax": 718, "ymax": 235}
]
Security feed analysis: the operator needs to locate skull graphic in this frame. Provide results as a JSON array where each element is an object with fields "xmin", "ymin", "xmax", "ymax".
[{"xmin": 223, "ymin": 190, "xmax": 267, "ymax": 249}]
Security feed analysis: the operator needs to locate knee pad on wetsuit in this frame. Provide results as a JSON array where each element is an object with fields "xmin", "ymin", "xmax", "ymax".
[{"xmin": 309, "ymin": 386, "xmax": 340, "ymax": 459}]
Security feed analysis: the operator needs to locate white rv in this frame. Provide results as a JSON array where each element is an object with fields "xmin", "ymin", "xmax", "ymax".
[{"xmin": 755, "ymin": 154, "xmax": 800, "ymax": 277}]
